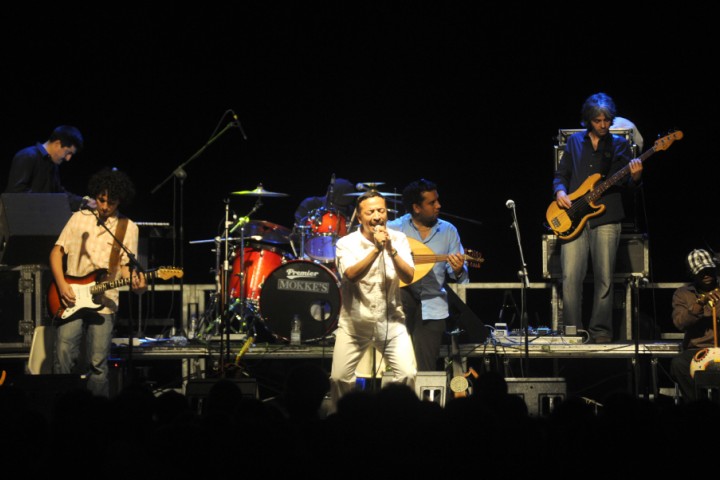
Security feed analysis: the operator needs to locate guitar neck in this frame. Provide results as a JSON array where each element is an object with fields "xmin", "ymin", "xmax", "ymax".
[
  {"xmin": 89, "ymin": 271, "xmax": 156, "ymax": 295},
  {"xmin": 588, "ymin": 145, "xmax": 655, "ymax": 202},
  {"xmin": 413, "ymin": 253, "xmax": 450, "ymax": 265}
]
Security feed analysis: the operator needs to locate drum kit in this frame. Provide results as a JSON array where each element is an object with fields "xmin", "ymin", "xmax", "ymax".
[{"xmin": 191, "ymin": 181, "xmax": 402, "ymax": 346}]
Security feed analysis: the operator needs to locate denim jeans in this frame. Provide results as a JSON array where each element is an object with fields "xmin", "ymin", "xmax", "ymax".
[
  {"xmin": 55, "ymin": 313, "xmax": 115, "ymax": 397},
  {"xmin": 560, "ymin": 223, "xmax": 621, "ymax": 338}
]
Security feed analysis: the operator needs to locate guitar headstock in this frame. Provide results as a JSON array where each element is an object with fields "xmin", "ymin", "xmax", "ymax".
[
  {"xmin": 654, "ymin": 130, "xmax": 683, "ymax": 151},
  {"xmin": 464, "ymin": 250, "xmax": 485, "ymax": 268},
  {"xmin": 155, "ymin": 267, "xmax": 184, "ymax": 280}
]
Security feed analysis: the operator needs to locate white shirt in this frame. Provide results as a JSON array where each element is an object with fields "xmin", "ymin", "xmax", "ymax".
[
  {"xmin": 335, "ymin": 228, "xmax": 413, "ymax": 335},
  {"xmin": 55, "ymin": 210, "xmax": 139, "ymax": 313}
]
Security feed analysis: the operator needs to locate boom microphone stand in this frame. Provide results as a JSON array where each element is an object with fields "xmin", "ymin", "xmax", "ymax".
[
  {"xmin": 151, "ymin": 110, "xmax": 247, "ymax": 337},
  {"xmin": 506, "ymin": 199, "xmax": 531, "ymax": 375},
  {"xmin": 90, "ymin": 209, "xmax": 146, "ymax": 387}
]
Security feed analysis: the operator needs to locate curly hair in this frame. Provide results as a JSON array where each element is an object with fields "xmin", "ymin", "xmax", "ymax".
[{"xmin": 87, "ymin": 167, "xmax": 136, "ymax": 205}]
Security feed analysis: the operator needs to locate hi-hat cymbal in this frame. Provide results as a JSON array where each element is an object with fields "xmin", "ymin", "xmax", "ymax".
[
  {"xmin": 231, "ymin": 184, "xmax": 289, "ymax": 197},
  {"xmin": 344, "ymin": 191, "xmax": 401, "ymax": 197},
  {"xmin": 358, "ymin": 181, "xmax": 385, "ymax": 188}
]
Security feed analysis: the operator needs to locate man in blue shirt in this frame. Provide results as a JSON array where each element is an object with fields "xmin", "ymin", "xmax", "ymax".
[{"xmin": 387, "ymin": 179, "xmax": 469, "ymax": 371}]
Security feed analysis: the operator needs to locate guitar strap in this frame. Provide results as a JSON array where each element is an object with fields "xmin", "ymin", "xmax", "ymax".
[{"xmin": 108, "ymin": 217, "xmax": 129, "ymax": 278}]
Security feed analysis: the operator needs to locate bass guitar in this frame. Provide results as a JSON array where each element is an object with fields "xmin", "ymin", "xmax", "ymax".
[
  {"xmin": 401, "ymin": 237, "xmax": 484, "ymax": 287},
  {"xmin": 47, "ymin": 267, "xmax": 183, "ymax": 324},
  {"xmin": 545, "ymin": 131, "xmax": 683, "ymax": 240}
]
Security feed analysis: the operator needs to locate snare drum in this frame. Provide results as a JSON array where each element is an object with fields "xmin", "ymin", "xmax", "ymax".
[
  {"xmin": 258, "ymin": 260, "xmax": 341, "ymax": 342},
  {"xmin": 228, "ymin": 244, "xmax": 291, "ymax": 303},
  {"xmin": 304, "ymin": 208, "xmax": 349, "ymax": 263}
]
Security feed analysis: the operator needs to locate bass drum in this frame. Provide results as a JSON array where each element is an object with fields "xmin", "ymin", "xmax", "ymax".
[{"xmin": 259, "ymin": 260, "xmax": 341, "ymax": 343}]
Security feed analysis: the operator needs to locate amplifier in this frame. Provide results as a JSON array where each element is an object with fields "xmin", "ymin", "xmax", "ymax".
[
  {"xmin": 556, "ymin": 128, "xmax": 634, "ymax": 147},
  {"xmin": 542, "ymin": 233, "xmax": 649, "ymax": 280},
  {"xmin": 506, "ymin": 377, "xmax": 566, "ymax": 417},
  {"xmin": 553, "ymin": 130, "xmax": 639, "ymax": 171}
]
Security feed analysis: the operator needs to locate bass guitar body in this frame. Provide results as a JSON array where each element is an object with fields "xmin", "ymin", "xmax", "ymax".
[{"xmin": 545, "ymin": 173, "xmax": 604, "ymax": 241}]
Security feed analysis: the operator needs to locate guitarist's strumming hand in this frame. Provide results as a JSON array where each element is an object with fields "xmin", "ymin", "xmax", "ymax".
[
  {"xmin": 57, "ymin": 280, "xmax": 77, "ymax": 307},
  {"xmin": 556, "ymin": 190, "xmax": 572, "ymax": 209}
]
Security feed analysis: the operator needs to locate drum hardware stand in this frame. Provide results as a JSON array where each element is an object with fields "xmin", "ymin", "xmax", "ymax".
[
  {"xmin": 291, "ymin": 225, "xmax": 311, "ymax": 259},
  {"xmin": 215, "ymin": 196, "xmax": 264, "ymax": 374},
  {"xmin": 151, "ymin": 112, "xmax": 245, "ymax": 344}
]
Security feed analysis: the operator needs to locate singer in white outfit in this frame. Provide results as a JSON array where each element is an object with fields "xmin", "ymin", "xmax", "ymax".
[{"xmin": 329, "ymin": 190, "xmax": 416, "ymax": 411}]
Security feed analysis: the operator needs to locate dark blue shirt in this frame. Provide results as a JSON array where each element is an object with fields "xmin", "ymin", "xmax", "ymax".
[
  {"xmin": 6, "ymin": 143, "xmax": 67, "ymax": 194},
  {"xmin": 553, "ymin": 131, "xmax": 634, "ymax": 227}
]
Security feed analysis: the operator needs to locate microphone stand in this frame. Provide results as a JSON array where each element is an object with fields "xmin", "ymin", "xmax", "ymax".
[
  {"xmin": 508, "ymin": 202, "xmax": 531, "ymax": 375},
  {"xmin": 439, "ymin": 211, "xmax": 483, "ymax": 226},
  {"xmin": 90, "ymin": 210, "xmax": 146, "ymax": 388},
  {"xmin": 150, "ymin": 117, "xmax": 241, "ymax": 339}
]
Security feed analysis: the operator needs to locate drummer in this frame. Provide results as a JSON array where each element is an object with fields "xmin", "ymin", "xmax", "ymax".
[{"xmin": 294, "ymin": 177, "xmax": 357, "ymax": 226}]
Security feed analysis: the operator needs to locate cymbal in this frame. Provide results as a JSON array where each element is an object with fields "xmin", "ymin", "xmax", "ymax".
[
  {"xmin": 231, "ymin": 184, "xmax": 289, "ymax": 197},
  {"xmin": 344, "ymin": 191, "xmax": 401, "ymax": 197},
  {"xmin": 189, "ymin": 236, "xmax": 242, "ymax": 245},
  {"xmin": 189, "ymin": 220, "xmax": 291, "ymax": 245},
  {"xmin": 244, "ymin": 220, "xmax": 291, "ymax": 244},
  {"xmin": 358, "ymin": 181, "xmax": 385, "ymax": 188}
]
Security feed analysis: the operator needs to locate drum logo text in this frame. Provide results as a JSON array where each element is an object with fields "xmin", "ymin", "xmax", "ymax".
[
  {"xmin": 285, "ymin": 268, "xmax": 320, "ymax": 279},
  {"xmin": 277, "ymin": 279, "xmax": 330, "ymax": 294}
]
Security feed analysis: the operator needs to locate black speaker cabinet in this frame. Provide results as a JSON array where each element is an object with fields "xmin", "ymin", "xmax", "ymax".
[
  {"xmin": 542, "ymin": 233, "xmax": 649, "ymax": 280},
  {"xmin": 185, "ymin": 378, "xmax": 259, "ymax": 414},
  {"xmin": 0, "ymin": 193, "xmax": 72, "ymax": 266},
  {"xmin": 9, "ymin": 374, "xmax": 88, "ymax": 419}
]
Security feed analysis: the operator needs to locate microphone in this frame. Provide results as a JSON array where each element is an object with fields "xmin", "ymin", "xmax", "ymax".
[
  {"xmin": 230, "ymin": 110, "xmax": 248, "ymax": 140},
  {"xmin": 80, "ymin": 196, "xmax": 93, "ymax": 210},
  {"xmin": 505, "ymin": 199, "xmax": 515, "ymax": 209},
  {"xmin": 374, "ymin": 225, "xmax": 385, "ymax": 247}
]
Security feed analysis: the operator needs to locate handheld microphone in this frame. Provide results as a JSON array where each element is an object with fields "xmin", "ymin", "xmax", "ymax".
[
  {"xmin": 374, "ymin": 225, "xmax": 385, "ymax": 247},
  {"xmin": 80, "ymin": 196, "xmax": 93, "ymax": 210},
  {"xmin": 505, "ymin": 199, "xmax": 515, "ymax": 209},
  {"xmin": 230, "ymin": 110, "xmax": 248, "ymax": 140}
]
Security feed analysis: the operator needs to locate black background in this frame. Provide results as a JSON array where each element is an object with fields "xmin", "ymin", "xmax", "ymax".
[{"xmin": 2, "ymin": 4, "xmax": 716, "ymax": 333}]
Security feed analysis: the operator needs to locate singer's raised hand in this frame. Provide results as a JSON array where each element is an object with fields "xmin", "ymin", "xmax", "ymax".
[{"xmin": 373, "ymin": 224, "xmax": 389, "ymax": 250}]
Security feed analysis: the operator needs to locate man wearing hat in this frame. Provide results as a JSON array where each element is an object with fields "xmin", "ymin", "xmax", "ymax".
[{"xmin": 670, "ymin": 249, "xmax": 720, "ymax": 402}]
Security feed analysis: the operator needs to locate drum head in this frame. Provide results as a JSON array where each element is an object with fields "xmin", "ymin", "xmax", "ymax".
[{"xmin": 259, "ymin": 260, "xmax": 341, "ymax": 343}]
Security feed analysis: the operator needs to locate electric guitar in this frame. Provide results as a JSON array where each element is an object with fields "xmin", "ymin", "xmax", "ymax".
[
  {"xmin": 47, "ymin": 267, "xmax": 183, "ymax": 324},
  {"xmin": 545, "ymin": 131, "xmax": 683, "ymax": 240},
  {"xmin": 401, "ymin": 237, "xmax": 484, "ymax": 287}
]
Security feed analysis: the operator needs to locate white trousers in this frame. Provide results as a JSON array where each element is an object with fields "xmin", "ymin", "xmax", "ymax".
[{"xmin": 329, "ymin": 319, "xmax": 417, "ymax": 413}]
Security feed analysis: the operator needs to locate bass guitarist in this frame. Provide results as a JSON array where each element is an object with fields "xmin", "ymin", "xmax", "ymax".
[
  {"xmin": 552, "ymin": 92, "xmax": 643, "ymax": 344},
  {"xmin": 49, "ymin": 168, "xmax": 146, "ymax": 397}
]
